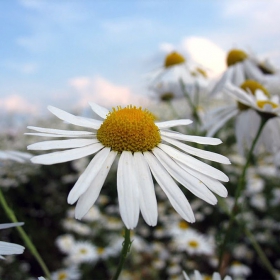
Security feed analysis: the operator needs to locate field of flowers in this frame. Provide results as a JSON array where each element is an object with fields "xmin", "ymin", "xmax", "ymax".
[{"xmin": 1, "ymin": 49, "xmax": 280, "ymax": 280}]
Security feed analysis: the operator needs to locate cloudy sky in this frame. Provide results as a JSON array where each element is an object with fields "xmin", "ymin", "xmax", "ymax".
[{"xmin": 1, "ymin": 0, "xmax": 280, "ymax": 118}]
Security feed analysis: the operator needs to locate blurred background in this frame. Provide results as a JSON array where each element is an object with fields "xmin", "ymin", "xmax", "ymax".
[{"xmin": 1, "ymin": 0, "xmax": 280, "ymax": 123}]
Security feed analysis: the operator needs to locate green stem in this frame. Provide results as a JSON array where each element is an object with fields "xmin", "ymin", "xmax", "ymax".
[
  {"xmin": 111, "ymin": 228, "xmax": 132, "ymax": 280},
  {"xmin": 218, "ymin": 116, "xmax": 267, "ymax": 270},
  {"xmin": 0, "ymin": 188, "xmax": 51, "ymax": 279},
  {"xmin": 244, "ymin": 228, "xmax": 278, "ymax": 280}
]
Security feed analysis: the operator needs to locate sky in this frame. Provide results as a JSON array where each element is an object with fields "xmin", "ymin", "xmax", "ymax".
[{"xmin": 1, "ymin": 0, "xmax": 280, "ymax": 121}]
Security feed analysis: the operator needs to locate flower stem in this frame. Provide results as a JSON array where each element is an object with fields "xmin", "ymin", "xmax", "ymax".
[
  {"xmin": 244, "ymin": 227, "xmax": 278, "ymax": 280},
  {"xmin": 111, "ymin": 228, "xmax": 132, "ymax": 280},
  {"xmin": 218, "ymin": 116, "xmax": 267, "ymax": 271},
  {"xmin": 0, "ymin": 188, "xmax": 51, "ymax": 279}
]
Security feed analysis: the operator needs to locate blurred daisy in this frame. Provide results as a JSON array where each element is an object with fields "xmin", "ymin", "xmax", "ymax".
[
  {"xmin": 204, "ymin": 80, "xmax": 280, "ymax": 157},
  {"xmin": 183, "ymin": 270, "xmax": 232, "ymax": 280},
  {"xmin": 0, "ymin": 150, "xmax": 32, "ymax": 163},
  {"xmin": 55, "ymin": 234, "xmax": 75, "ymax": 254},
  {"xmin": 174, "ymin": 229, "xmax": 214, "ymax": 255},
  {"xmin": 228, "ymin": 261, "xmax": 251, "ymax": 278},
  {"xmin": 50, "ymin": 266, "xmax": 80, "ymax": 280},
  {"xmin": 68, "ymin": 241, "xmax": 97, "ymax": 264},
  {"xmin": 150, "ymin": 51, "xmax": 207, "ymax": 86},
  {"xmin": 210, "ymin": 48, "xmax": 268, "ymax": 96},
  {"xmin": 27, "ymin": 103, "xmax": 230, "ymax": 229},
  {"xmin": 0, "ymin": 222, "xmax": 25, "ymax": 259}
]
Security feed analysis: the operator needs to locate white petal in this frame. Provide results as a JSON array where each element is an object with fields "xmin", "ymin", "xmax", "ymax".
[
  {"xmin": 89, "ymin": 102, "xmax": 109, "ymax": 119},
  {"xmin": 75, "ymin": 151, "xmax": 117, "ymax": 219},
  {"xmin": 177, "ymin": 162, "xmax": 228, "ymax": 197},
  {"xmin": 25, "ymin": 133, "xmax": 95, "ymax": 138},
  {"xmin": 162, "ymin": 136, "xmax": 231, "ymax": 164},
  {"xmin": 144, "ymin": 151, "xmax": 195, "ymax": 223},
  {"xmin": 48, "ymin": 106, "xmax": 103, "ymax": 129},
  {"xmin": 244, "ymin": 59, "xmax": 265, "ymax": 82},
  {"xmin": 156, "ymin": 119, "xmax": 193, "ymax": 128},
  {"xmin": 160, "ymin": 130, "xmax": 222, "ymax": 145},
  {"xmin": 232, "ymin": 62, "xmax": 245, "ymax": 86},
  {"xmin": 28, "ymin": 139, "xmax": 98, "ymax": 151},
  {"xmin": 0, "ymin": 241, "xmax": 25, "ymax": 255},
  {"xmin": 206, "ymin": 109, "xmax": 238, "ymax": 137},
  {"xmin": 153, "ymin": 148, "xmax": 217, "ymax": 205},
  {"xmin": 117, "ymin": 151, "xmax": 140, "ymax": 229},
  {"xmin": 27, "ymin": 126, "xmax": 95, "ymax": 136},
  {"xmin": 68, "ymin": 147, "xmax": 111, "ymax": 204},
  {"xmin": 224, "ymin": 83, "xmax": 254, "ymax": 107},
  {"xmin": 31, "ymin": 143, "xmax": 103, "ymax": 165},
  {"xmin": 255, "ymin": 89, "xmax": 268, "ymax": 101},
  {"xmin": 159, "ymin": 143, "xmax": 229, "ymax": 182},
  {"xmin": 134, "ymin": 152, "xmax": 158, "ymax": 226},
  {"xmin": 0, "ymin": 223, "xmax": 24, "ymax": 230},
  {"xmin": 209, "ymin": 68, "xmax": 233, "ymax": 96}
]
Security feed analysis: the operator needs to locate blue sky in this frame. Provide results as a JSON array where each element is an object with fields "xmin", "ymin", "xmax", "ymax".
[{"xmin": 1, "ymin": 0, "xmax": 280, "ymax": 118}]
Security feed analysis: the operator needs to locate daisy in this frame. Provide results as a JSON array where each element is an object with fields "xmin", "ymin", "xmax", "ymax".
[
  {"xmin": 68, "ymin": 241, "xmax": 97, "ymax": 264},
  {"xmin": 150, "ymin": 51, "xmax": 208, "ymax": 86},
  {"xmin": 183, "ymin": 270, "xmax": 232, "ymax": 280},
  {"xmin": 0, "ymin": 222, "xmax": 25, "ymax": 259},
  {"xmin": 228, "ymin": 261, "xmax": 251, "ymax": 278},
  {"xmin": 204, "ymin": 80, "xmax": 280, "ymax": 156},
  {"xmin": 210, "ymin": 48, "xmax": 268, "ymax": 96},
  {"xmin": 27, "ymin": 103, "xmax": 230, "ymax": 229},
  {"xmin": 173, "ymin": 229, "xmax": 214, "ymax": 256}
]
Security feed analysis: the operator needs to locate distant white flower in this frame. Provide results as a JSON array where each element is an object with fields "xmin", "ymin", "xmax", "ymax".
[
  {"xmin": 27, "ymin": 103, "xmax": 230, "ymax": 229},
  {"xmin": 0, "ymin": 150, "xmax": 32, "ymax": 163},
  {"xmin": 55, "ymin": 234, "xmax": 75, "ymax": 254},
  {"xmin": 68, "ymin": 241, "xmax": 97, "ymax": 264},
  {"xmin": 174, "ymin": 229, "xmax": 214, "ymax": 255},
  {"xmin": 51, "ymin": 266, "xmax": 81, "ymax": 280},
  {"xmin": 183, "ymin": 270, "xmax": 232, "ymax": 280},
  {"xmin": 210, "ymin": 48, "xmax": 268, "ymax": 96},
  {"xmin": 0, "ymin": 222, "xmax": 25, "ymax": 259},
  {"xmin": 228, "ymin": 261, "xmax": 251, "ymax": 278}
]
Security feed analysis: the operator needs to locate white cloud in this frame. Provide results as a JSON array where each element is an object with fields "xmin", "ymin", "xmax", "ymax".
[
  {"xmin": 0, "ymin": 95, "xmax": 38, "ymax": 114},
  {"xmin": 69, "ymin": 76, "xmax": 147, "ymax": 109},
  {"xmin": 6, "ymin": 62, "xmax": 38, "ymax": 74},
  {"xmin": 181, "ymin": 37, "xmax": 226, "ymax": 77}
]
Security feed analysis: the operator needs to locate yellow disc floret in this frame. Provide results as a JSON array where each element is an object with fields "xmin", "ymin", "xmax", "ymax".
[
  {"xmin": 227, "ymin": 49, "xmax": 248, "ymax": 66},
  {"xmin": 238, "ymin": 80, "xmax": 270, "ymax": 111},
  {"xmin": 97, "ymin": 105, "xmax": 161, "ymax": 152},
  {"xmin": 164, "ymin": 51, "xmax": 185, "ymax": 68},
  {"xmin": 257, "ymin": 100, "xmax": 278, "ymax": 109},
  {"xmin": 188, "ymin": 240, "xmax": 199, "ymax": 248},
  {"xmin": 240, "ymin": 80, "xmax": 270, "ymax": 97}
]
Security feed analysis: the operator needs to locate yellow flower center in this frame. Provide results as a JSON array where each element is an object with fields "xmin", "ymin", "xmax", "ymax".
[
  {"xmin": 97, "ymin": 106, "xmax": 161, "ymax": 152},
  {"xmin": 227, "ymin": 49, "xmax": 248, "ymax": 66},
  {"xmin": 79, "ymin": 248, "xmax": 88, "ymax": 254},
  {"xmin": 164, "ymin": 51, "xmax": 185, "ymax": 68},
  {"xmin": 161, "ymin": 92, "xmax": 174, "ymax": 101},
  {"xmin": 257, "ymin": 100, "xmax": 278, "ymax": 109},
  {"xmin": 188, "ymin": 240, "xmax": 199, "ymax": 248},
  {"xmin": 240, "ymin": 80, "xmax": 270, "ymax": 96},
  {"xmin": 238, "ymin": 80, "xmax": 270, "ymax": 110},
  {"xmin": 178, "ymin": 220, "xmax": 189, "ymax": 229},
  {"xmin": 97, "ymin": 247, "xmax": 105, "ymax": 254},
  {"xmin": 58, "ymin": 272, "xmax": 67, "ymax": 280}
]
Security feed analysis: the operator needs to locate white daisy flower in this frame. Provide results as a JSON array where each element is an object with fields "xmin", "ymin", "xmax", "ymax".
[
  {"xmin": 173, "ymin": 229, "xmax": 214, "ymax": 255},
  {"xmin": 68, "ymin": 241, "xmax": 97, "ymax": 264},
  {"xmin": 210, "ymin": 48, "xmax": 267, "ymax": 96},
  {"xmin": 0, "ymin": 222, "xmax": 25, "ymax": 259},
  {"xmin": 50, "ymin": 266, "xmax": 81, "ymax": 280},
  {"xmin": 224, "ymin": 81, "xmax": 280, "ymax": 117},
  {"xmin": 0, "ymin": 150, "xmax": 32, "ymax": 163},
  {"xmin": 55, "ymin": 234, "xmax": 75, "ymax": 254},
  {"xmin": 183, "ymin": 270, "xmax": 232, "ymax": 280},
  {"xmin": 228, "ymin": 261, "xmax": 252, "ymax": 278},
  {"xmin": 27, "ymin": 103, "xmax": 230, "ymax": 229}
]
